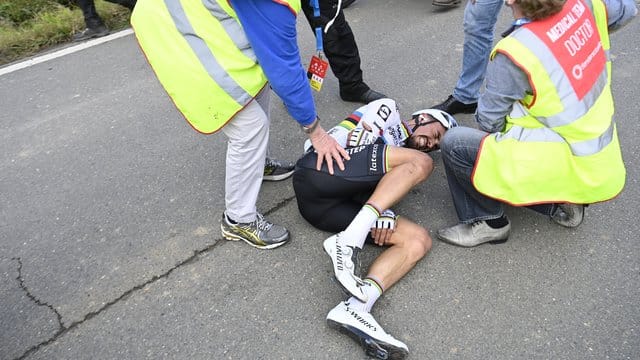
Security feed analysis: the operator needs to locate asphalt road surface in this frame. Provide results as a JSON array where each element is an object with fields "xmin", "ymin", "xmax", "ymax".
[{"xmin": 1, "ymin": 1, "xmax": 639, "ymax": 359}]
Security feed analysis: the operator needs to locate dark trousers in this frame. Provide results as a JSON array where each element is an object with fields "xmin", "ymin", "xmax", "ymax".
[
  {"xmin": 76, "ymin": 0, "xmax": 136, "ymax": 29},
  {"xmin": 77, "ymin": 0, "xmax": 103, "ymax": 28},
  {"xmin": 301, "ymin": 0, "xmax": 368, "ymax": 96}
]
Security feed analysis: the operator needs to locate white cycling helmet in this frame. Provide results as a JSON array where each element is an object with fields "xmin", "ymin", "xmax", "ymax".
[{"xmin": 410, "ymin": 108, "xmax": 458, "ymax": 131}]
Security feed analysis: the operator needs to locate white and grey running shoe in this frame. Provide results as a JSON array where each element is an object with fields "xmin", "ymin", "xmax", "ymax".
[
  {"xmin": 327, "ymin": 301, "xmax": 409, "ymax": 360},
  {"xmin": 221, "ymin": 212, "xmax": 289, "ymax": 249},
  {"xmin": 323, "ymin": 233, "xmax": 367, "ymax": 302},
  {"xmin": 263, "ymin": 157, "xmax": 295, "ymax": 181}
]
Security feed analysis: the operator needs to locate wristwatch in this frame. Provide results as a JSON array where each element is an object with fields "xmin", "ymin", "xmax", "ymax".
[{"xmin": 301, "ymin": 117, "xmax": 320, "ymax": 134}]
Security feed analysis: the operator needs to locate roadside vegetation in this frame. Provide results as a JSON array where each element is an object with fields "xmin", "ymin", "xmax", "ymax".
[{"xmin": 0, "ymin": 0, "xmax": 132, "ymax": 66}]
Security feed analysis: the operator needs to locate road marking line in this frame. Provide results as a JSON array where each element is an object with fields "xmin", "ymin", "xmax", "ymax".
[{"xmin": 0, "ymin": 28, "xmax": 134, "ymax": 77}]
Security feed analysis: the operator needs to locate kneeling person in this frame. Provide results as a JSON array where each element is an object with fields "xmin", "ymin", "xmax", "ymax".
[{"xmin": 293, "ymin": 99, "xmax": 457, "ymax": 359}]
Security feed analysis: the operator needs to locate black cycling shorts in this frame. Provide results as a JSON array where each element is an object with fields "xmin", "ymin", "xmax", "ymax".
[{"xmin": 293, "ymin": 144, "xmax": 389, "ymax": 233}]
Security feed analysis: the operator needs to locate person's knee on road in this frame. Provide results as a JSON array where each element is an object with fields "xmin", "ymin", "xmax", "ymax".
[
  {"xmin": 440, "ymin": 126, "xmax": 481, "ymax": 158},
  {"xmin": 387, "ymin": 218, "xmax": 432, "ymax": 263},
  {"xmin": 440, "ymin": 126, "xmax": 460, "ymax": 152}
]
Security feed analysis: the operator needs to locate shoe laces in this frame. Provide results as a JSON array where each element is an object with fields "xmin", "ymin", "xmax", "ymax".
[
  {"xmin": 337, "ymin": 251, "xmax": 353, "ymax": 271},
  {"xmin": 336, "ymin": 240, "xmax": 354, "ymax": 267},
  {"xmin": 255, "ymin": 213, "xmax": 274, "ymax": 232},
  {"xmin": 443, "ymin": 95, "xmax": 457, "ymax": 107},
  {"xmin": 265, "ymin": 157, "xmax": 280, "ymax": 168},
  {"xmin": 336, "ymin": 240, "xmax": 364, "ymax": 285}
]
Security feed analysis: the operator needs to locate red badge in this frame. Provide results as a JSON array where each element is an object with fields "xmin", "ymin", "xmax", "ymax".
[
  {"xmin": 307, "ymin": 55, "xmax": 329, "ymax": 91},
  {"xmin": 527, "ymin": 0, "xmax": 606, "ymax": 100}
]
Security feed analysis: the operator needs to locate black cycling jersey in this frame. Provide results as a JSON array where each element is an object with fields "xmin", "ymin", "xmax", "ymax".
[
  {"xmin": 296, "ymin": 143, "xmax": 388, "ymax": 181},
  {"xmin": 293, "ymin": 144, "xmax": 390, "ymax": 233}
]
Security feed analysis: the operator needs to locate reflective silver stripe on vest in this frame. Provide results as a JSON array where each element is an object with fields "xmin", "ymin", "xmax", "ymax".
[
  {"xmin": 581, "ymin": 0, "xmax": 612, "ymax": 64},
  {"xmin": 164, "ymin": 0, "xmax": 252, "ymax": 105},
  {"xmin": 495, "ymin": 121, "xmax": 614, "ymax": 156},
  {"xmin": 512, "ymin": 28, "xmax": 608, "ymax": 128},
  {"xmin": 583, "ymin": 0, "xmax": 594, "ymax": 16},
  {"xmin": 570, "ymin": 120, "xmax": 614, "ymax": 156},
  {"xmin": 201, "ymin": 0, "xmax": 257, "ymax": 62}
]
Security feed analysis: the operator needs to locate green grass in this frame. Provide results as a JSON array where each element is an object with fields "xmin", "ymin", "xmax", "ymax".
[{"xmin": 0, "ymin": 0, "xmax": 132, "ymax": 66}]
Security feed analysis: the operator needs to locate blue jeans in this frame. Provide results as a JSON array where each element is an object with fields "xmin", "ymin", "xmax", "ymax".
[
  {"xmin": 452, "ymin": 0, "xmax": 503, "ymax": 104},
  {"xmin": 440, "ymin": 127, "xmax": 556, "ymax": 223}
]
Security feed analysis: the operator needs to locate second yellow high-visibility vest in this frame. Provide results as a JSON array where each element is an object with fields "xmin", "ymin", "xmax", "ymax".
[
  {"xmin": 472, "ymin": 0, "xmax": 625, "ymax": 205},
  {"xmin": 131, "ymin": 0, "xmax": 301, "ymax": 134}
]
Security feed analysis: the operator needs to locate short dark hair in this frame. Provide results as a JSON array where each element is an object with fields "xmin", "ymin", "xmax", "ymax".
[{"xmin": 517, "ymin": 0, "xmax": 566, "ymax": 20}]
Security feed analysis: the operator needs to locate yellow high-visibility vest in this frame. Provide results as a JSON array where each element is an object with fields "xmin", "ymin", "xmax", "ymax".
[
  {"xmin": 472, "ymin": 0, "xmax": 625, "ymax": 205},
  {"xmin": 131, "ymin": 0, "xmax": 301, "ymax": 134}
]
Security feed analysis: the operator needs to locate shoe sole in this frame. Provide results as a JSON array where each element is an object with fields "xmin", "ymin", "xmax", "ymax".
[
  {"xmin": 221, "ymin": 226, "xmax": 288, "ymax": 250},
  {"xmin": 552, "ymin": 218, "xmax": 584, "ymax": 228},
  {"xmin": 436, "ymin": 233, "xmax": 508, "ymax": 247},
  {"xmin": 329, "ymin": 276, "xmax": 366, "ymax": 301},
  {"xmin": 552, "ymin": 205, "xmax": 585, "ymax": 228},
  {"xmin": 73, "ymin": 31, "xmax": 110, "ymax": 42},
  {"xmin": 327, "ymin": 319, "xmax": 409, "ymax": 360},
  {"xmin": 263, "ymin": 169, "xmax": 294, "ymax": 181},
  {"xmin": 432, "ymin": 105, "xmax": 477, "ymax": 114},
  {"xmin": 439, "ymin": 107, "xmax": 477, "ymax": 114},
  {"xmin": 432, "ymin": 1, "xmax": 461, "ymax": 7},
  {"xmin": 323, "ymin": 237, "xmax": 368, "ymax": 302}
]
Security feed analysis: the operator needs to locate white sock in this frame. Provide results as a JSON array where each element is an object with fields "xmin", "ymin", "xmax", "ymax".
[
  {"xmin": 346, "ymin": 278, "xmax": 382, "ymax": 313},
  {"xmin": 341, "ymin": 204, "xmax": 380, "ymax": 249}
]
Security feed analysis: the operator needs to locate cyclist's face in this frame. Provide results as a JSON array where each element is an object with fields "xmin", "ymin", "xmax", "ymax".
[{"xmin": 407, "ymin": 120, "xmax": 446, "ymax": 152}]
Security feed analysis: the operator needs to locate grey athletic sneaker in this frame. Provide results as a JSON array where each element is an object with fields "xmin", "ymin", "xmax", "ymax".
[
  {"xmin": 221, "ymin": 212, "xmax": 289, "ymax": 249},
  {"xmin": 263, "ymin": 157, "xmax": 295, "ymax": 181},
  {"xmin": 551, "ymin": 203, "xmax": 585, "ymax": 228}
]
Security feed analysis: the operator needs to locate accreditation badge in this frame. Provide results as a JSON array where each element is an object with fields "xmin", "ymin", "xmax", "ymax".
[{"xmin": 307, "ymin": 55, "xmax": 329, "ymax": 91}]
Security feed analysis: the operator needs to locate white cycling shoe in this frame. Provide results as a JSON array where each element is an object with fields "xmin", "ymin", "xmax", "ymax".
[
  {"xmin": 327, "ymin": 301, "xmax": 409, "ymax": 360},
  {"xmin": 323, "ymin": 233, "xmax": 367, "ymax": 302}
]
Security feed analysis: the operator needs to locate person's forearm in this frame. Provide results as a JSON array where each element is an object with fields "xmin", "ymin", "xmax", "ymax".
[
  {"xmin": 475, "ymin": 104, "xmax": 507, "ymax": 133},
  {"xmin": 476, "ymin": 53, "xmax": 530, "ymax": 132}
]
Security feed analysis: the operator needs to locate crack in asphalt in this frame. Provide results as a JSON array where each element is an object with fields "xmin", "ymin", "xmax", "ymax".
[
  {"xmin": 12, "ymin": 196, "xmax": 295, "ymax": 359},
  {"xmin": 265, "ymin": 196, "xmax": 296, "ymax": 215},
  {"xmin": 11, "ymin": 257, "xmax": 64, "ymax": 332}
]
